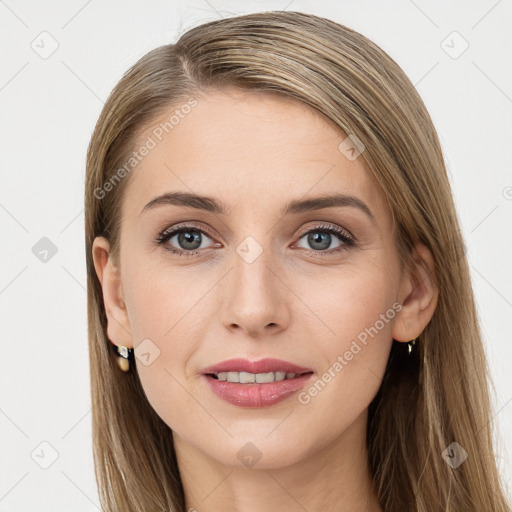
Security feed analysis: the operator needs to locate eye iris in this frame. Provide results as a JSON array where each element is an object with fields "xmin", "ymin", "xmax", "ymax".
[
  {"xmin": 178, "ymin": 230, "xmax": 201, "ymax": 250},
  {"xmin": 308, "ymin": 232, "xmax": 331, "ymax": 250}
]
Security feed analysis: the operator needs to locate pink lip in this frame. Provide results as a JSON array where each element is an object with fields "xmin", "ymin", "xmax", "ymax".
[
  {"xmin": 200, "ymin": 358, "xmax": 315, "ymax": 408},
  {"xmin": 200, "ymin": 357, "xmax": 313, "ymax": 375}
]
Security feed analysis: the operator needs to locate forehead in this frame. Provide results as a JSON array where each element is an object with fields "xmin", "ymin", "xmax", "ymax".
[{"xmin": 124, "ymin": 88, "xmax": 385, "ymax": 217}]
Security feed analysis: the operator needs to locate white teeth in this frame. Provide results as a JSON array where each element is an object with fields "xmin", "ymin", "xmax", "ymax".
[
  {"xmin": 255, "ymin": 372, "xmax": 274, "ymax": 383},
  {"xmin": 240, "ymin": 371, "xmax": 255, "ymax": 383},
  {"xmin": 214, "ymin": 371, "xmax": 299, "ymax": 383}
]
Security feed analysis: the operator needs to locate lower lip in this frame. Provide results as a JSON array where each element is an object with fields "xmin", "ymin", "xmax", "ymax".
[{"xmin": 202, "ymin": 373, "xmax": 314, "ymax": 408}]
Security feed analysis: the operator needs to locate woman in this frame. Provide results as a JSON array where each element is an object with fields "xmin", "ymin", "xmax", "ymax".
[{"xmin": 85, "ymin": 10, "xmax": 511, "ymax": 511}]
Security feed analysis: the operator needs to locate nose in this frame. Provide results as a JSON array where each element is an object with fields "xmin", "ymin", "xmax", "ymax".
[{"xmin": 219, "ymin": 240, "xmax": 291, "ymax": 338}]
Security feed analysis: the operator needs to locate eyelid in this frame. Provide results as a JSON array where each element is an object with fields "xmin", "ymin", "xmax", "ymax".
[
  {"xmin": 159, "ymin": 221, "xmax": 217, "ymax": 240},
  {"xmin": 294, "ymin": 222, "xmax": 354, "ymax": 242},
  {"xmin": 158, "ymin": 221, "xmax": 354, "ymax": 244}
]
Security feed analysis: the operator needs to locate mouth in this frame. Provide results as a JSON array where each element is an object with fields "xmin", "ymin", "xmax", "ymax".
[
  {"xmin": 206, "ymin": 370, "xmax": 314, "ymax": 384},
  {"xmin": 200, "ymin": 357, "xmax": 315, "ymax": 407}
]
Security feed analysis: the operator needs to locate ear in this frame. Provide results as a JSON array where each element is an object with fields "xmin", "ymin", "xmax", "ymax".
[
  {"xmin": 92, "ymin": 236, "xmax": 133, "ymax": 349},
  {"xmin": 392, "ymin": 242, "xmax": 438, "ymax": 343}
]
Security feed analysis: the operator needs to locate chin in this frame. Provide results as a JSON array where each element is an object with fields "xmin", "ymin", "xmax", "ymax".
[{"xmin": 204, "ymin": 434, "xmax": 311, "ymax": 470}]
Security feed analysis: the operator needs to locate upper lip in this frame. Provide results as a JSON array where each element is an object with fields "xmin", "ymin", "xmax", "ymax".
[{"xmin": 200, "ymin": 358, "xmax": 313, "ymax": 375}]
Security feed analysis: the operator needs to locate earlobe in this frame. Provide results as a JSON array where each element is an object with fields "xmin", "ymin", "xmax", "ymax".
[
  {"xmin": 392, "ymin": 242, "xmax": 438, "ymax": 343},
  {"xmin": 92, "ymin": 236, "xmax": 133, "ymax": 349}
]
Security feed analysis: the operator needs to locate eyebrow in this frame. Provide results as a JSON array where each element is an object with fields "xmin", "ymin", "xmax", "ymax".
[{"xmin": 141, "ymin": 191, "xmax": 375, "ymax": 221}]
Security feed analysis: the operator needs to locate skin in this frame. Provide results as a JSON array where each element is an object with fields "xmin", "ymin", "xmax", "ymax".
[{"xmin": 93, "ymin": 87, "xmax": 438, "ymax": 512}]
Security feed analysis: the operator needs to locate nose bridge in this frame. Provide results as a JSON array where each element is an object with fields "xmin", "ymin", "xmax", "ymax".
[
  {"xmin": 234, "ymin": 234, "xmax": 274, "ymax": 292},
  {"xmin": 220, "ymin": 232, "xmax": 289, "ymax": 335}
]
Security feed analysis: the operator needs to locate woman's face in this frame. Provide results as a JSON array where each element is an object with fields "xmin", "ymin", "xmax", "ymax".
[{"xmin": 95, "ymin": 88, "xmax": 420, "ymax": 469}]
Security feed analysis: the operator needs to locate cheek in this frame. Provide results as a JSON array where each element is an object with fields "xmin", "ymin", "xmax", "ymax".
[
  {"xmin": 298, "ymin": 260, "xmax": 398, "ymax": 347},
  {"xmin": 121, "ymin": 262, "xmax": 212, "ymax": 425},
  {"xmin": 292, "ymin": 261, "xmax": 397, "ymax": 412},
  {"xmin": 123, "ymin": 253, "xmax": 204, "ymax": 345}
]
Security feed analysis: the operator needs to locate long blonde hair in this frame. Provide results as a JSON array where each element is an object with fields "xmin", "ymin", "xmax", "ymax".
[{"xmin": 85, "ymin": 11, "xmax": 511, "ymax": 511}]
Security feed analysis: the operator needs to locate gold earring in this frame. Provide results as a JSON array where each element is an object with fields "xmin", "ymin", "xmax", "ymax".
[
  {"xmin": 115, "ymin": 345, "xmax": 133, "ymax": 372},
  {"xmin": 408, "ymin": 337, "xmax": 418, "ymax": 354}
]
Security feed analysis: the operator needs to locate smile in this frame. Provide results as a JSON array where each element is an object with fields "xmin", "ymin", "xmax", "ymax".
[{"xmin": 209, "ymin": 371, "xmax": 311, "ymax": 383}]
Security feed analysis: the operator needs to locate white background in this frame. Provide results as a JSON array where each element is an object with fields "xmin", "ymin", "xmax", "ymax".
[{"xmin": 0, "ymin": 0, "xmax": 511, "ymax": 509}]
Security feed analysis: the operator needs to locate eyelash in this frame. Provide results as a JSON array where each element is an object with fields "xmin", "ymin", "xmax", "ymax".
[{"xmin": 155, "ymin": 222, "xmax": 356, "ymax": 258}]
